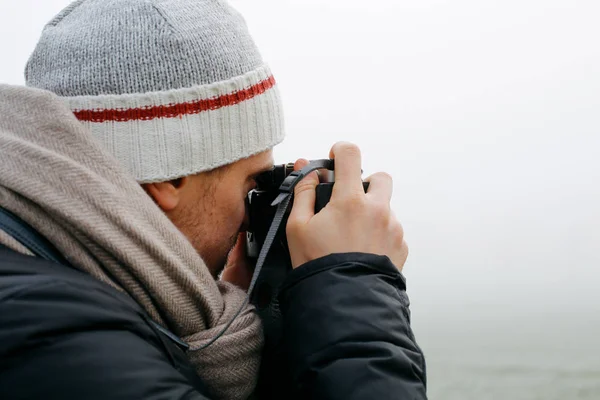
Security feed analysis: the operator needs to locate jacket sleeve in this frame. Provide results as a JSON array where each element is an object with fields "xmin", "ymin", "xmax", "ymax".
[
  {"xmin": 0, "ymin": 279, "xmax": 211, "ymax": 400},
  {"xmin": 278, "ymin": 253, "xmax": 427, "ymax": 400}
]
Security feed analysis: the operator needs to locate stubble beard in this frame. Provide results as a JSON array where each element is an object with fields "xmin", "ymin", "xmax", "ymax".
[{"xmin": 176, "ymin": 175, "xmax": 242, "ymax": 279}]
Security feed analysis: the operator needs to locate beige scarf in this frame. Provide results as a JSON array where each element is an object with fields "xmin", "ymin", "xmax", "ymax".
[{"xmin": 0, "ymin": 85, "xmax": 263, "ymax": 399}]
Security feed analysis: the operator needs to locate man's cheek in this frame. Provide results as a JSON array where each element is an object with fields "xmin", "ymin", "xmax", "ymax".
[{"xmin": 223, "ymin": 200, "xmax": 246, "ymax": 232}]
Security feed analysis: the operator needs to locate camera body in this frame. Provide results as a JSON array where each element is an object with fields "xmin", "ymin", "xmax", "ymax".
[
  {"xmin": 246, "ymin": 160, "xmax": 368, "ymax": 399},
  {"xmin": 246, "ymin": 161, "xmax": 344, "ymax": 309},
  {"xmin": 246, "ymin": 162, "xmax": 337, "ymax": 258}
]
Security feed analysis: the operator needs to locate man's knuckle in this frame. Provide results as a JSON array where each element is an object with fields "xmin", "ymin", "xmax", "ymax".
[
  {"xmin": 343, "ymin": 193, "xmax": 365, "ymax": 210},
  {"xmin": 371, "ymin": 202, "xmax": 391, "ymax": 223},
  {"xmin": 393, "ymin": 223, "xmax": 405, "ymax": 243},
  {"xmin": 294, "ymin": 182, "xmax": 315, "ymax": 195},
  {"xmin": 337, "ymin": 142, "xmax": 361, "ymax": 158},
  {"xmin": 286, "ymin": 220, "xmax": 300, "ymax": 236},
  {"xmin": 374, "ymin": 171, "xmax": 393, "ymax": 182}
]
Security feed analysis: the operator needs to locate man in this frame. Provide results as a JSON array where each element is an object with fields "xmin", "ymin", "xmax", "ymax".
[{"xmin": 0, "ymin": 0, "xmax": 426, "ymax": 399}]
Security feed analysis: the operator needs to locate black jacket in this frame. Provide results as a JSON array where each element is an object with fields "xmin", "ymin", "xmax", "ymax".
[{"xmin": 0, "ymin": 246, "xmax": 426, "ymax": 399}]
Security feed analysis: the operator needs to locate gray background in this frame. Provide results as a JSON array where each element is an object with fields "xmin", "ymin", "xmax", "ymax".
[{"xmin": 1, "ymin": 0, "xmax": 599, "ymax": 398}]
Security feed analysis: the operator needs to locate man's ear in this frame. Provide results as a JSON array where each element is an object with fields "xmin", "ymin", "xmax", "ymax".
[{"xmin": 141, "ymin": 178, "xmax": 186, "ymax": 212}]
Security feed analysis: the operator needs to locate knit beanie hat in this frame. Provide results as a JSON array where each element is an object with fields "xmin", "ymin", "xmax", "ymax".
[{"xmin": 25, "ymin": 0, "xmax": 285, "ymax": 183}]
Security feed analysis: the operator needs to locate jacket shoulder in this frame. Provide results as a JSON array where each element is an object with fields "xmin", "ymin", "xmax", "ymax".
[
  {"xmin": 0, "ymin": 247, "xmax": 209, "ymax": 400},
  {"xmin": 0, "ymin": 246, "xmax": 150, "ymax": 346}
]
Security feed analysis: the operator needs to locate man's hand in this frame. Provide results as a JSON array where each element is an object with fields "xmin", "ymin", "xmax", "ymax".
[
  {"xmin": 286, "ymin": 142, "xmax": 409, "ymax": 270},
  {"xmin": 221, "ymin": 232, "xmax": 254, "ymax": 290}
]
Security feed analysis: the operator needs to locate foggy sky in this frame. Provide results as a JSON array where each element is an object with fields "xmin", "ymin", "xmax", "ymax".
[{"xmin": 1, "ymin": 0, "xmax": 598, "ymax": 321}]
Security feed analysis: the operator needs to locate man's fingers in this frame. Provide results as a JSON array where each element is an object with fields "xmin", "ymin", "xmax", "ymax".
[
  {"xmin": 329, "ymin": 142, "xmax": 364, "ymax": 198},
  {"xmin": 289, "ymin": 158, "xmax": 319, "ymax": 225},
  {"xmin": 230, "ymin": 232, "xmax": 246, "ymax": 259},
  {"xmin": 221, "ymin": 232, "xmax": 252, "ymax": 290},
  {"xmin": 397, "ymin": 240, "xmax": 409, "ymax": 272},
  {"xmin": 365, "ymin": 172, "xmax": 393, "ymax": 204},
  {"xmin": 223, "ymin": 232, "xmax": 246, "ymax": 272}
]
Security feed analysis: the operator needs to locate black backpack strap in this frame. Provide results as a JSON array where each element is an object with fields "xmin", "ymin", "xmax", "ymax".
[
  {"xmin": 0, "ymin": 206, "xmax": 70, "ymax": 267},
  {"xmin": 0, "ymin": 205, "xmax": 191, "ymax": 351}
]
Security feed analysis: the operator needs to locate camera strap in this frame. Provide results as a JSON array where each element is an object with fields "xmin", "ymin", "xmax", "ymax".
[{"xmin": 247, "ymin": 159, "xmax": 333, "ymax": 297}]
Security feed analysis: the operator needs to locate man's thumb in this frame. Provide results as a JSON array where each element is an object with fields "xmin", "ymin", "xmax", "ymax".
[{"xmin": 289, "ymin": 159, "xmax": 319, "ymax": 225}]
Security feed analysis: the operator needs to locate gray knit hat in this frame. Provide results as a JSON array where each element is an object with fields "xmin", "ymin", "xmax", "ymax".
[{"xmin": 26, "ymin": 0, "xmax": 284, "ymax": 183}]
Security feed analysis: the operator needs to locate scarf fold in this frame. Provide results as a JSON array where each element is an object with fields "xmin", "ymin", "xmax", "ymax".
[{"xmin": 0, "ymin": 84, "xmax": 263, "ymax": 399}]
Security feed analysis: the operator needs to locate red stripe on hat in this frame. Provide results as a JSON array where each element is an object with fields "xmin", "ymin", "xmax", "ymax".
[{"xmin": 73, "ymin": 76, "xmax": 276, "ymax": 123}]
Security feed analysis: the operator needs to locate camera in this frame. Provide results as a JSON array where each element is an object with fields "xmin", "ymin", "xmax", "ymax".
[
  {"xmin": 246, "ymin": 159, "xmax": 368, "ymax": 399},
  {"xmin": 246, "ymin": 159, "xmax": 341, "ymax": 308}
]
